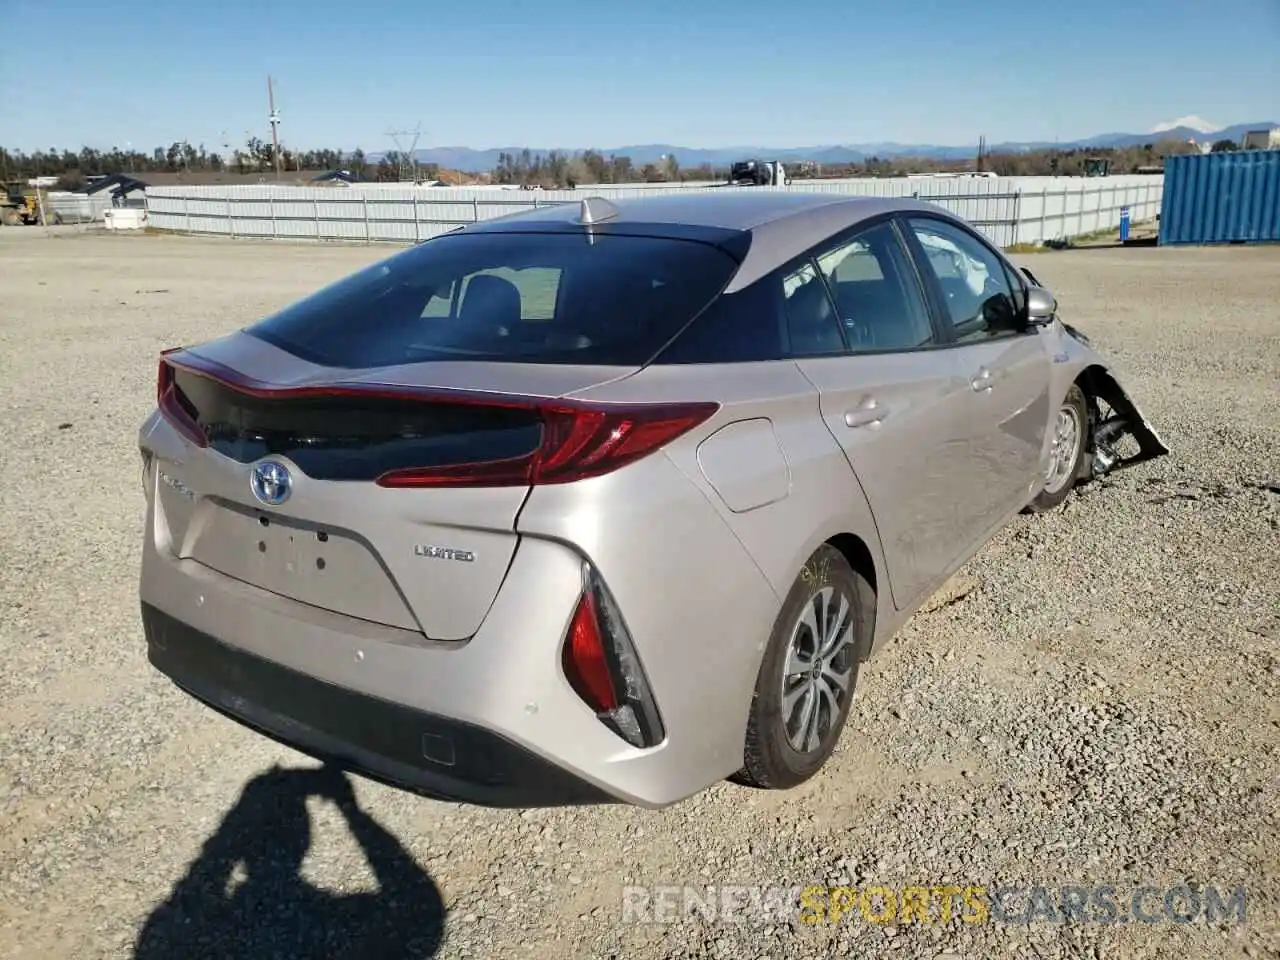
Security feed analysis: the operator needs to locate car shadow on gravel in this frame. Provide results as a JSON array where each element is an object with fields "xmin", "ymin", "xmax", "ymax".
[{"xmin": 133, "ymin": 763, "xmax": 444, "ymax": 959}]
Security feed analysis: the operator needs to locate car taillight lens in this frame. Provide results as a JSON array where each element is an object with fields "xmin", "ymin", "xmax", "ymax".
[
  {"xmin": 156, "ymin": 356, "xmax": 208, "ymax": 448},
  {"xmin": 561, "ymin": 562, "xmax": 664, "ymax": 749},
  {"xmin": 155, "ymin": 353, "xmax": 717, "ymax": 487},
  {"xmin": 563, "ymin": 590, "xmax": 618, "ymax": 713},
  {"xmin": 376, "ymin": 400, "xmax": 717, "ymax": 488}
]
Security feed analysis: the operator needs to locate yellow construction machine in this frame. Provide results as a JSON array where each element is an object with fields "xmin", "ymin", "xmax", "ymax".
[{"xmin": 1, "ymin": 183, "xmax": 40, "ymax": 225}]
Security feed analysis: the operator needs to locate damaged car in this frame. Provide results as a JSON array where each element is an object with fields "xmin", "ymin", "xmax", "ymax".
[{"xmin": 137, "ymin": 192, "xmax": 1167, "ymax": 810}]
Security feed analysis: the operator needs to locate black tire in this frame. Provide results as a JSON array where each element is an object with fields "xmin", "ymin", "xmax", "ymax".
[
  {"xmin": 734, "ymin": 544, "xmax": 873, "ymax": 790},
  {"xmin": 1027, "ymin": 383, "xmax": 1089, "ymax": 513}
]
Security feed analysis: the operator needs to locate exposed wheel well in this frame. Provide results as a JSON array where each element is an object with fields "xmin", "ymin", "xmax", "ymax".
[
  {"xmin": 1074, "ymin": 363, "xmax": 1127, "ymax": 416},
  {"xmin": 1074, "ymin": 363, "xmax": 1125, "ymax": 442},
  {"xmin": 1075, "ymin": 364, "xmax": 1105, "ymax": 404},
  {"xmin": 824, "ymin": 533, "xmax": 878, "ymax": 659}
]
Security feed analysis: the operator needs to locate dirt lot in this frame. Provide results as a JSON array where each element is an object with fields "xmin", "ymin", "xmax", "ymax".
[{"xmin": 0, "ymin": 230, "xmax": 1277, "ymax": 960}]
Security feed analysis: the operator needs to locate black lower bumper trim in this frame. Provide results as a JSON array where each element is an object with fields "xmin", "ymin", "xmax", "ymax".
[{"xmin": 142, "ymin": 603, "xmax": 616, "ymax": 808}]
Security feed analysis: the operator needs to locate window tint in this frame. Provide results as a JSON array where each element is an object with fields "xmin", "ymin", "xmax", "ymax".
[
  {"xmin": 906, "ymin": 218, "xmax": 1020, "ymax": 340},
  {"xmin": 653, "ymin": 277, "xmax": 784, "ymax": 363},
  {"xmin": 814, "ymin": 222, "xmax": 934, "ymax": 352},
  {"xmin": 247, "ymin": 233, "xmax": 740, "ymax": 367},
  {"xmin": 782, "ymin": 259, "xmax": 845, "ymax": 356}
]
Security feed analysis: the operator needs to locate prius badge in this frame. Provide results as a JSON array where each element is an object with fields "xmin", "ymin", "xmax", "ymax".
[{"xmin": 250, "ymin": 460, "xmax": 292, "ymax": 506}]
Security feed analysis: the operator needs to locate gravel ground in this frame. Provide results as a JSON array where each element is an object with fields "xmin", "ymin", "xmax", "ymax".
[{"xmin": 1, "ymin": 229, "xmax": 1277, "ymax": 960}]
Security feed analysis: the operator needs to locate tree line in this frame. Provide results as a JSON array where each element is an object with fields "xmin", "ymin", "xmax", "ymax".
[
  {"xmin": 0, "ymin": 140, "xmax": 433, "ymax": 188},
  {"xmin": 0, "ymin": 135, "xmax": 1239, "ymax": 191}
]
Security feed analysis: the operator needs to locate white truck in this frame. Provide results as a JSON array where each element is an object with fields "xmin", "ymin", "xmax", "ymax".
[{"xmin": 727, "ymin": 159, "xmax": 789, "ymax": 186}]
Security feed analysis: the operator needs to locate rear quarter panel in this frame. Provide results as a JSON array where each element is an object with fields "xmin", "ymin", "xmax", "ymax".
[
  {"xmin": 513, "ymin": 361, "xmax": 896, "ymax": 777},
  {"xmin": 579, "ymin": 362, "xmax": 891, "ymax": 627},
  {"xmin": 513, "ymin": 444, "xmax": 783, "ymax": 785}
]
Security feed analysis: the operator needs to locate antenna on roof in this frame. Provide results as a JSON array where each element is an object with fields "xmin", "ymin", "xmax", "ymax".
[{"xmin": 578, "ymin": 196, "xmax": 620, "ymax": 226}]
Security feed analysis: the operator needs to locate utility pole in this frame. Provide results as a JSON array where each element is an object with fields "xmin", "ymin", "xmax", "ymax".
[{"xmin": 267, "ymin": 75, "xmax": 282, "ymax": 180}]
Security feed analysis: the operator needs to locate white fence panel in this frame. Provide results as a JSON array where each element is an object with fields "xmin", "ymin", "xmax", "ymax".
[{"xmin": 145, "ymin": 175, "xmax": 1163, "ymax": 249}]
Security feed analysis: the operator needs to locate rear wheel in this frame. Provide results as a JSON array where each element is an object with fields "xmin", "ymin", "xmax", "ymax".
[
  {"xmin": 1028, "ymin": 383, "xmax": 1088, "ymax": 512},
  {"xmin": 734, "ymin": 545, "xmax": 872, "ymax": 790}
]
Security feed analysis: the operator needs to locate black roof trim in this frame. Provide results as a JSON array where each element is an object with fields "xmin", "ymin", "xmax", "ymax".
[{"xmin": 453, "ymin": 216, "xmax": 750, "ymax": 250}]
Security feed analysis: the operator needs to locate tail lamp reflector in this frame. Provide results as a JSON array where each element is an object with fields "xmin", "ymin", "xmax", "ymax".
[{"xmin": 561, "ymin": 563, "xmax": 664, "ymax": 749}]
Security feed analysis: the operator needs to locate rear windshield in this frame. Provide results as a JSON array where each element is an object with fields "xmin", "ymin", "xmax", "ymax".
[{"xmin": 246, "ymin": 231, "xmax": 742, "ymax": 368}]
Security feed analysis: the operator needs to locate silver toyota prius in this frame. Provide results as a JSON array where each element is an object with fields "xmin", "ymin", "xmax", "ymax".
[{"xmin": 138, "ymin": 191, "xmax": 1167, "ymax": 809}]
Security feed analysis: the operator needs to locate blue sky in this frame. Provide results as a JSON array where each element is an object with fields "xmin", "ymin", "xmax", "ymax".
[{"xmin": 2, "ymin": 0, "xmax": 1276, "ymax": 153}]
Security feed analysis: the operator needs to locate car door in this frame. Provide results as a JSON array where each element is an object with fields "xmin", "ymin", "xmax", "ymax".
[
  {"xmin": 900, "ymin": 214, "xmax": 1053, "ymax": 545},
  {"xmin": 789, "ymin": 218, "xmax": 975, "ymax": 614}
]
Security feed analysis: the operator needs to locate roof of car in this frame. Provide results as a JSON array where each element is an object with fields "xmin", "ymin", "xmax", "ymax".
[
  {"xmin": 469, "ymin": 189, "xmax": 871, "ymax": 231},
  {"xmin": 459, "ymin": 189, "xmax": 969, "ymax": 292}
]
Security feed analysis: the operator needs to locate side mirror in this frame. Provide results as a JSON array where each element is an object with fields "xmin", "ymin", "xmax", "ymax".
[{"xmin": 1025, "ymin": 285, "xmax": 1057, "ymax": 327}]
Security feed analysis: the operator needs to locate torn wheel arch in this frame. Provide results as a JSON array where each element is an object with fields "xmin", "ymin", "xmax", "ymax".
[{"xmin": 1073, "ymin": 364, "xmax": 1170, "ymax": 480}]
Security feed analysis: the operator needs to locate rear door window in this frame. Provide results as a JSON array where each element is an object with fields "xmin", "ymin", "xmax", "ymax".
[
  {"xmin": 248, "ymin": 232, "xmax": 741, "ymax": 368},
  {"xmin": 813, "ymin": 222, "xmax": 935, "ymax": 352},
  {"xmin": 781, "ymin": 260, "xmax": 846, "ymax": 357}
]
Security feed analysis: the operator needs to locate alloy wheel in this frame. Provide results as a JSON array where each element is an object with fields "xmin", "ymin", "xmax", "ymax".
[{"xmin": 779, "ymin": 586, "xmax": 857, "ymax": 754}]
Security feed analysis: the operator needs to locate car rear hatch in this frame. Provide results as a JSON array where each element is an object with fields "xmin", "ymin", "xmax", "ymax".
[{"xmin": 152, "ymin": 341, "xmax": 639, "ymax": 641}]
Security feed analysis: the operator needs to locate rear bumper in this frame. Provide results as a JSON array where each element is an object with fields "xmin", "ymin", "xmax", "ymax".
[
  {"xmin": 138, "ymin": 427, "xmax": 784, "ymax": 809},
  {"xmin": 143, "ymin": 602, "xmax": 614, "ymax": 807}
]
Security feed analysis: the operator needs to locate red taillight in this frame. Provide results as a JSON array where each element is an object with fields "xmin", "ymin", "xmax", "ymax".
[
  {"xmin": 154, "ymin": 349, "xmax": 717, "ymax": 485},
  {"xmin": 562, "ymin": 590, "xmax": 618, "ymax": 713},
  {"xmin": 156, "ymin": 357, "xmax": 207, "ymax": 448},
  {"xmin": 562, "ymin": 562, "xmax": 665, "ymax": 748},
  {"xmin": 375, "ymin": 400, "xmax": 718, "ymax": 488}
]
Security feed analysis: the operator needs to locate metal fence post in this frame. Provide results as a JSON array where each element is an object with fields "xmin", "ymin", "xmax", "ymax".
[
  {"xmin": 363, "ymin": 194, "xmax": 370, "ymax": 243},
  {"xmin": 413, "ymin": 192, "xmax": 421, "ymax": 243},
  {"xmin": 314, "ymin": 196, "xmax": 320, "ymax": 239},
  {"xmin": 1012, "ymin": 189, "xmax": 1022, "ymax": 246},
  {"xmin": 473, "ymin": 198, "xmax": 479, "ymax": 222},
  {"xmin": 227, "ymin": 196, "xmax": 234, "ymax": 238},
  {"xmin": 269, "ymin": 192, "xmax": 277, "ymax": 239},
  {"xmin": 184, "ymin": 195, "xmax": 191, "ymax": 234}
]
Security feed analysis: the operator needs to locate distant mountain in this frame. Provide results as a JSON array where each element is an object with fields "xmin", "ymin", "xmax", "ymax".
[
  {"xmin": 1151, "ymin": 115, "xmax": 1219, "ymax": 135},
  {"xmin": 370, "ymin": 122, "xmax": 1278, "ymax": 172}
]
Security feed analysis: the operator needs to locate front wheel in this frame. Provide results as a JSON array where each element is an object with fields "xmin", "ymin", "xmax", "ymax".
[
  {"xmin": 734, "ymin": 545, "xmax": 873, "ymax": 790},
  {"xmin": 1027, "ymin": 383, "xmax": 1088, "ymax": 512}
]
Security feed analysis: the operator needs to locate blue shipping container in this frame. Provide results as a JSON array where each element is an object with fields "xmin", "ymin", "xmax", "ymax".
[{"xmin": 1159, "ymin": 150, "xmax": 1280, "ymax": 245}]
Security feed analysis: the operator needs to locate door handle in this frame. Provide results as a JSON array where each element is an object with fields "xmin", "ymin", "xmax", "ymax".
[
  {"xmin": 970, "ymin": 367, "xmax": 993, "ymax": 392},
  {"xmin": 844, "ymin": 398, "xmax": 888, "ymax": 428}
]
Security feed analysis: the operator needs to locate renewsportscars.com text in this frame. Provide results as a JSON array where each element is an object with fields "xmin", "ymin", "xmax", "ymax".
[{"xmin": 620, "ymin": 883, "xmax": 1247, "ymax": 926}]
